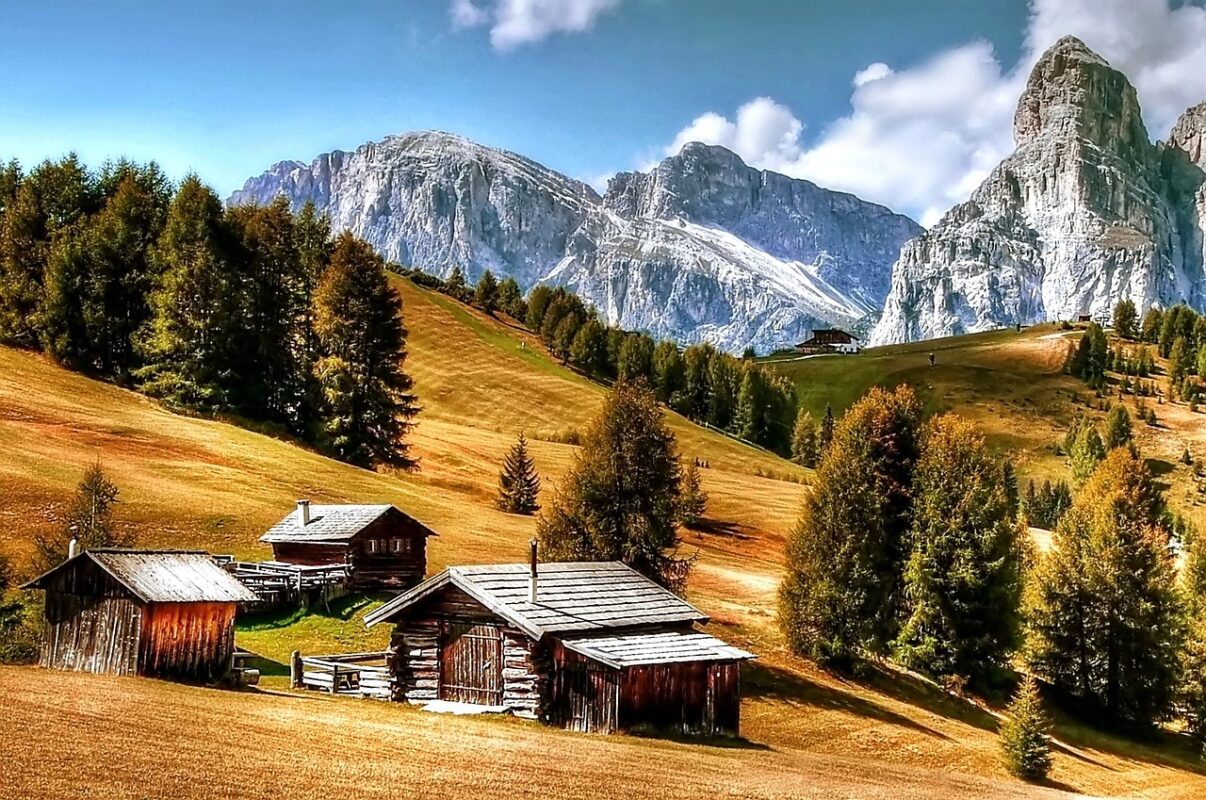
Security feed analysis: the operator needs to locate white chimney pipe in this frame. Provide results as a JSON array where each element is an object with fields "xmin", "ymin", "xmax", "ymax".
[
  {"xmin": 297, "ymin": 499, "xmax": 311, "ymax": 526},
  {"xmin": 68, "ymin": 537, "xmax": 79, "ymax": 560},
  {"xmin": 528, "ymin": 539, "xmax": 538, "ymax": 604}
]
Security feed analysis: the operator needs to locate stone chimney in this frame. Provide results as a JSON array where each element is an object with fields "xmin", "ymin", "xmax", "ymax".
[
  {"xmin": 297, "ymin": 499, "xmax": 311, "ymax": 526},
  {"xmin": 528, "ymin": 538, "xmax": 538, "ymax": 604}
]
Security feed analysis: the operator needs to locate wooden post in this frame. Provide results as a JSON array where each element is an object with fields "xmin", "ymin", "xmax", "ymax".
[{"xmin": 290, "ymin": 650, "xmax": 302, "ymax": 689}]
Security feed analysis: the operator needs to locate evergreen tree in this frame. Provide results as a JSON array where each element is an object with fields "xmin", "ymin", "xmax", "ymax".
[
  {"xmin": 1025, "ymin": 447, "xmax": 1185, "ymax": 728},
  {"xmin": 1169, "ymin": 336, "xmax": 1190, "ymax": 398},
  {"xmin": 496, "ymin": 276, "xmax": 525, "ymax": 319},
  {"xmin": 525, "ymin": 284, "xmax": 554, "ymax": 331},
  {"xmin": 136, "ymin": 176, "xmax": 240, "ymax": 409},
  {"xmin": 706, "ymin": 352, "xmax": 738, "ymax": 430},
  {"xmin": 497, "ymin": 432, "xmax": 540, "ymax": 515},
  {"xmin": 617, "ymin": 333, "xmax": 655, "ymax": 382},
  {"xmin": 1000, "ymin": 674, "xmax": 1053, "ymax": 781},
  {"xmin": 1140, "ymin": 307, "xmax": 1163, "ymax": 343},
  {"xmin": 552, "ymin": 313, "xmax": 580, "ymax": 363},
  {"xmin": 1103, "ymin": 404, "xmax": 1133, "ymax": 450},
  {"xmin": 1113, "ymin": 299, "xmax": 1137, "ymax": 340},
  {"xmin": 33, "ymin": 462, "xmax": 128, "ymax": 574},
  {"xmin": 779, "ymin": 385, "xmax": 922, "ymax": 667},
  {"xmin": 294, "ymin": 200, "xmax": 332, "ymax": 363},
  {"xmin": 568, "ymin": 318, "xmax": 608, "ymax": 376},
  {"xmin": 0, "ymin": 181, "xmax": 49, "ymax": 345},
  {"xmin": 678, "ymin": 343, "xmax": 712, "ymax": 418},
  {"xmin": 312, "ymin": 232, "xmax": 419, "ymax": 468},
  {"xmin": 652, "ymin": 340, "xmax": 684, "ymax": 404},
  {"xmin": 473, "ymin": 269, "xmax": 499, "ymax": 314},
  {"xmin": 1069, "ymin": 422, "xmax": 1106, "ymax": 485},
  {"xmin": 791, "ymin": 409, "xmax": 819, "ymax": 468},
  {"xmin": 818, "ymin": 403, "xmax": 836, "ymax": 454},
  {"xmin": 895, "ymin": 414, "xmax": 1023, "ymax": 684},
  {"xmin": 445, "ymin": 265, "xmax": 467, "ymax": 300},
  {"xmin": 734, "ymin": 365, "xmax": 769, "ymax": 443},
  {"xmin": 677, "ymin": 460, "xmax": 708, "ymax": 529},
  {"xmin": 538, "ymin": 381, "xmax": 689, "ymax": 591},
  {"xmin": 1002, "ymin": 458, "xmax": 1020, "ymax": 521}
]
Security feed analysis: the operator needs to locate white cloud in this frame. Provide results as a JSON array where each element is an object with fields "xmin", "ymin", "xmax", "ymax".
[
  {"xmin": 449, "ymin": 0, "xmax": 622, "ymax": 51},
  {"xmin": 658, "ymin": 0, "xmax": 1206, "ymax": 225}
]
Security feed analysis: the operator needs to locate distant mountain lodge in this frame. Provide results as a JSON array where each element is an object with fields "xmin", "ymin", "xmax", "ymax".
[
  {"xmin": 19, "ymin": 500, "xmax": 756, "ymax": 738},
  {"xmin": 794, "ymin": 328, "xmax": 861, "ymax": 355}
]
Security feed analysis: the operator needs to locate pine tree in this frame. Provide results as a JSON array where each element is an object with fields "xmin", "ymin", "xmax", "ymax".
[
  {"xmin": 569, "ymin": 319, "xmax": 608, "ymax": 376},
  {"xmin": 895, "ymin": 414, "xmax": 1023, "ymax": 684},
  {"xmin": 525, "ymin": 284, "xmax": 554, "ymax": 331},
  {"xmin": 496, "ymin": 277, "xmax": 525, "ymax": 319},
  {"xmin": 474, "ymin": 269, "xmax": 499, "ymax": 314},
  {"xmin": 791, "ymin": 409, "xmax": 819, "ymax": 468},
  {"xmin": 1113, "ymin": 299, "xmax": 1137, "ymax": 340},
  {"xmin": 538, "ymin": 382, "xmax": 689, "ymax": 591},
  {"xmin": 1140, "ymin": 307, "xmax": 1163, "ymax": 343},
  {"xmin": 312, "ymin": 232, "xmax": 419, "ymax": 468},
  {"xmin": 33, "ymin": 462, "xmax": 129, "ymax": 574},
  {"xmin": 652, "ymin": 340, "xmax": 684, "ymax": 404},
  {"xmin": 617, "ymin": 333, "xmax": 655, "ymax": 382},
  {"xmin": 1000, "ymin": 674, "xmax": 1053, "ymax": 781},
  {"xmin": 1069, "ymin": 422, "xmax": 1106, "ymax": 484},
  {"xmin": 678, "ymin": 460, "xmax": 707, "ymax": 529},
  {"xmin": 1103, "ymin": 404, "xmax": 1133, "ymax": 450},
  {"xmin": 552, "ymin": 313, "xmax": 580, "ymax": 363},
  {"xmin": 734, "ymin": 365, "xmax": 769, "ymax": 443},
  {"xmin": 1025, "ymin": 447, "xmax": 1186, "ymax": 728},
  {"xmin": 136, "ymin": 176, "xmax": 241, "ymax": 409},
  {"xmin": 1002, "ymin": 459, "xmax": 1019, "ymax": 520},
  {"xmin": 445, "ymin": 265, "xmax": 467, "ymax": 300},
  {"xmin": 818, "ymin": 403, "xmax": 836, "ymax": 454},
  {"xmin": 1170, "ymin": 336, "xmax": 1190, "ymax": 398},
  {"xmin": 779, "ymin": 385, "xmax": 922, "ymax": 667},
  {"xmin": 497, "ymin": 432, "xmax": 540, "ymax": 515}
]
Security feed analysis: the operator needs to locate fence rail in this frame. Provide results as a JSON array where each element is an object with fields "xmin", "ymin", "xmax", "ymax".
[
  {"xmin": 293, "ymin": 651, "xmax": 391, "ymax": 700},
  {"xmin": 217, "ymin": 558, "xmax": 349, "ymax": 607}
]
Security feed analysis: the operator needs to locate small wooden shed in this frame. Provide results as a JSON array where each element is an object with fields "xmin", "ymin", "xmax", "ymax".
[
  {"xmin": 260, "ymin": 501, "xmax": 436, "ymax": 590},
  {"xmin": 364, "ymin": 555, "xmax": 754, "ymax": 736},
  {"xmin": 22, "ymin": 549, "xmax": 256, "ymax": 682}
]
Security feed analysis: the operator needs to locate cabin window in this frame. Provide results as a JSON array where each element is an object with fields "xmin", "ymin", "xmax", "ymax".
[{"xmin": 366, "ymin": 539, "xmax": 380, "ymax": 554}]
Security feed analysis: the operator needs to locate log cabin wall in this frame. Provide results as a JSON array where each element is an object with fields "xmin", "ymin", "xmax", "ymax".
[
  {"xmin": 618, "ymin": 661, "xmax": 741, "ymax": 736},
  {"xmin": 546, "ymin": 642, "xmax": 622, "ymax": 733},
  {"xmin": 387, "ymin": 586, "xmax": 545, "ymax": 718},
  {"xmin": 270, "ymin": 541, "xmax": 347, "ymax": 567},
  {"xmin": 138, "ymin": 601, "xmax": 238, "ymax": 682}
]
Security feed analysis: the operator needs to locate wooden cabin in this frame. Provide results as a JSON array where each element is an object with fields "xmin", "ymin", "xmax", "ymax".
[
  {"xmin": 21, "ymin": 549, "xmax": 256, "ymax": 682},
  {"xmin": 364, "ymin": 550, "xmax": 755, "ymax": 736},
  {"xmin": 259, "ymin": 501, "xmax": 436, "ymax": 590}
]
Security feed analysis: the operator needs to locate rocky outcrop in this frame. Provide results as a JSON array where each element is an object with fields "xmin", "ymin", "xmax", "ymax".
[
  {"xmin": 232, "ymin": 133, "xmax": 919, "ymax": 353},
  {"xmin": 872, "ymin": 37, "xmax": 1206, "ymax": 345}
]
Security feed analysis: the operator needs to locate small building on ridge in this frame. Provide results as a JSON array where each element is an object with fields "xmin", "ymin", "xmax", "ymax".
[{"xmin": 794, "ymin": 329, "xmax": 861, "ymax": 355}]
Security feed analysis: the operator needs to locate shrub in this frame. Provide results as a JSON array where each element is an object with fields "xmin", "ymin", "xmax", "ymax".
[{"xmin": 1000, "ymin": 674, "xmax": 1053, "ymax": 781}]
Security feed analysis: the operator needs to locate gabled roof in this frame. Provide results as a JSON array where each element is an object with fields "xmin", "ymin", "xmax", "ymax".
[
  {"xmin": 260, "ymin": 504, "xmax": 437, "ymax": 544},
  {"xmin": 22, "ymin": 549, "xmax": 257, "ymax": 604},
  {"xmin": 364, "ymin": 562, "xmax": 708, "ymax": 639},
  {"xmin": 559, "ymin": 629, "xmax": 755, "ymax": 668}
]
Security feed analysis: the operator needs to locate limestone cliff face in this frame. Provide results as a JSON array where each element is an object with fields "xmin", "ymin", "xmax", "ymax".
[
  {"xmin": 872, "ymin": 37, "xmax": 1206, "ymax": 345},
  {"xmin": 232, "ymin": 133, "xmax": 920, "ymax": 353}
]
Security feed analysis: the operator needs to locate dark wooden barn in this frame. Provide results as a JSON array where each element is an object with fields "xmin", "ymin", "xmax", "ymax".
[
  {"xmin": 259, "ymin": 501, "xmax": 436, "ymax": 590},
  {"xmin": 21, "ymin": 549, "xmax": 256, "ymax": 682},
  {"xmin": 364, "ymin": 552, "xmax": 754, "ymax": 736}
]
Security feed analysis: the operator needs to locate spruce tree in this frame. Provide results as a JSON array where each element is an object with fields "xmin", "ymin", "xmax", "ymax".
[
  {"xmin": 1000, "ymin": 674, "xmax": 1053, "ymax": 781},
  {"xmin": 818, "ymin": 402, "xmax": 836, "ymax": 454},
  {"xmin": 1113, "ymin": 299, "xmax": 1137, "ymax": 340},
  {"xmin": 1069, "ymin": 422, "xmax": 1105, "ymax": 484},
  {"xmin": 791, "ymin": 409, "xmax": 819, "ymax": 468},
  {"xmin": 779, "ymin": 385, "xmax": 922, "ymax": 667},
  {"xmin": 734, "ymin": 365, "xmax": 769, "ymax": 443},
  {"xmin": 1025, "ymin": 447, "xmax": 1185, "ymax": 728},
  {"xmin": 497, "ymin": 432, "xmax": 540, "ymax": 515},
  {"xmin": 33, "ymin": 462, "xmax": 128, "ymax": 573},
  {"xmin": 474, "ymin": 269, "xmax": 499, "ymax": 314},
  {"xmin": 312, "ymin": 232, "xmax": 419, "ymax": 468},
  {"xmin": 617, "ymin": 333, "xmax": 655, "ymax": 382},
  {"xmin": 678, "ymin": 460, "xmax": 707, "ymax": 529},
  {"xmin": 496, "ymin": 276, "xmax": 525, "ymax": 319},
  {"xmin": 569, "ymin": 319, "xmax": 608, "ymax": 376},
  {"xmin": 1140, "ymin": 307, "xmax": 1163, "ymax": 343},
  {"xmin": 538, "ymin": 381, "xmax": 688, "ymax": 591},
  {"xmin": 895, "ymin": 414, "xmax": 1023, "ymax": 684},
  {"xmin": 445, "ymin": 265, "xmax": 467, "ymax": 300},
  {"xmin": 525, "ymin": 284, "xmax": 554, "ymax": 330},
  {"xmin": 1103, "ymin": 404, "xmax": 1133, "ymax": 450},
  {"xmin": 1169, "ymin": 336, "xmax": 1190, "ymax": 398},
  {"xmin": 652, "ymin": 340, "xmax": 684, "ymax": 404}
]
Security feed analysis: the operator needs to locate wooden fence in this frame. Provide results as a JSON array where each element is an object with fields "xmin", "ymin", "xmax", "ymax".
[
  {"xmin": 216, "ymin": 558, "xmax": 348, "ymax": 608},
  {"xmin": 292, "ymin": 651, "xmax": 391, "ymax": 700}
]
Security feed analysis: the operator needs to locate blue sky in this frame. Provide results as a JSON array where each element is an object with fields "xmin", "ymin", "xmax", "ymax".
[{"xmin": 1, "ymin": 1, "xmax": 1203, "ymax": 224}]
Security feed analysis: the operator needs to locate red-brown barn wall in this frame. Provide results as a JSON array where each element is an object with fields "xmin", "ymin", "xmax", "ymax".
[{"xmin": 138, "ymin": 601, "xmax": 239, "ymax": 682}]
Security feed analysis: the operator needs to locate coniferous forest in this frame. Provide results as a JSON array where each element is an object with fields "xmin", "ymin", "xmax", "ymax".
[{"xmin": 0, "ymin": 155, "xmax": 418, "ymax": 468}]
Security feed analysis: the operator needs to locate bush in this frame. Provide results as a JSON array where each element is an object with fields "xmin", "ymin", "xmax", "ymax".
[{"xmin": 1000, "ymin": 674, "xmax": 1052, "ymax": 781}]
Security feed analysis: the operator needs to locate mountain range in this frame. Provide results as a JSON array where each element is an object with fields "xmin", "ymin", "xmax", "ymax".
[
  {"xmin": 230, "ymin": 134, "xmax": 920, "ymax": 354},
  {"xmin": 231, "ymin": 37, "xmax": 1206, "ymax": 352}
]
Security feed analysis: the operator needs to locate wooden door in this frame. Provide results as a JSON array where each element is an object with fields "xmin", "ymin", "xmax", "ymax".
[{"xmin": 439, "ymin": 621, "xmax": 503, "ymax": 705}]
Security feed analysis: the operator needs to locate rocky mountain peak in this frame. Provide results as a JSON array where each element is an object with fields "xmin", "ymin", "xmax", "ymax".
[
  {"xmin": 1013, "ymin": 36, "xmax": 1148, "ymax": 158},
  {"xmin": 1170, "ymin": 103, "xmax": 1206, "ymax": 169}
]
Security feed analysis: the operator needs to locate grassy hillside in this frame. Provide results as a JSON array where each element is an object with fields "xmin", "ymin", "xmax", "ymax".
[{"xmin": 3, "ymin": 287, "xmax": 1206, "ymax": 798}]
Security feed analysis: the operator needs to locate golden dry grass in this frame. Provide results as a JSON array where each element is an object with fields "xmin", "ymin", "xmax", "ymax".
[{"xmin": 2, "ymin": 289, "xmax": 1205, "ymax": 798}]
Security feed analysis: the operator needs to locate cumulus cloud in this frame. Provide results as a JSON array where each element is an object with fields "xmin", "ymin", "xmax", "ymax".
[
  {"xmin": 659, "ymin": 0, "xmax": 1206, "ymax": 226},
  {"xmin": 449, "ymin": 0, "xmax": 622, "ymax": 50}
]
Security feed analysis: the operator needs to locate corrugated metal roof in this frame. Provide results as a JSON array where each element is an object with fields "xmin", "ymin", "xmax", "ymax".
[
  {"xmin": 559, "ymin": 629, "xmax": 755, "ymax": 668},
  {"xmin": 365, "ymin": 562, "xmax": 709, "ymax": 638},
  {"xmin": 260, "ymin": 504, "xmax": 436, "ymax": 544},
  {"xmin": 23, "ymin": 550, "xmax": 258, "ymax": 603}
]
